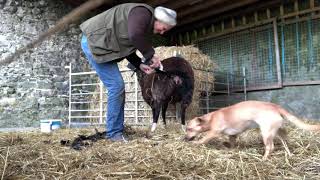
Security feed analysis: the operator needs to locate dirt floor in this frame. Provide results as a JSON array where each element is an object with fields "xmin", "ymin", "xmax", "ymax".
[{"xmin": 0, "ymin": 122, "xmax": 320, "ymax": 179}]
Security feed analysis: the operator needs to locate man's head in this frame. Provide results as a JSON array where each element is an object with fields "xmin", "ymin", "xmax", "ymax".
[{"xmin": 153, "ymin": 6, "xmax": 177, "ymax": 34}]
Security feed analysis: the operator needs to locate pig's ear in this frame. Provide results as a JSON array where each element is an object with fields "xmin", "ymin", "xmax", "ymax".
[{"xmin": 196, "ymin": 117, "xmax": 205, "ymax": 124}]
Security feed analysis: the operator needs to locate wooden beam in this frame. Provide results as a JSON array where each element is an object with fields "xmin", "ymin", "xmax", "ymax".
[
  {"xmin": 195, "ymin": 19, "xmax": 274, "ymax": 42},
  {"xmin": 280, "ymin": 6, "xmax": 320, "ymax": 20},
  {"xmin": 177, "ymin": 0, "xmax": 259, "ymax": 27},
  {"xmin": 176, "ymin": 0, "xmax": 227, "ymax": 16},
  {"xmin": 144, "ymin": 0, "xmax": 170, "ymax": 7},
  {"xmin": 163, "ymin": 0, "xmax": 199, "ymax": 10},
  {"xmin": 172, "ymin": 0, "xmax": 282, "ymax": 33}
]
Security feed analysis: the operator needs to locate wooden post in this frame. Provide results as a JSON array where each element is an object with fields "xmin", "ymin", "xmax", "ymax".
[
  {"xmin": 179, "ymin": 33, "xmax": 183, "ymax": 45},
  {"xmin": 254, "ymin": 11, "xmax": 258, "ymax": 22},
  {"xmin": 294, "ymin": 0, "xmax": 299, "ymax": 18},
  {"xmin": 221, "ymin": 21, "xmax": 225, "ymax": 31},
  {"xmin": 280, "ymin": 4, "xmax": 284, "ymax": 16},
  {"xmin": 273, "ymin": 19, "xmax": 283, "ymax": 88},
  {"xmin": 201, "ymin": 28, "xmax": 206, "ymax": 36},
  {"xmin": 186, "ymin": 32, "xmax": 190, "ymax": 44},
  {"xmin": 231, "ymin": 18, "xmax": 235, "ymax": 28},
  {"xmin": 242, "ymin": 15, "xmax": 247, "ymax": 25},
  {"xmin": 310, "ymin": 0, "xmax": 315, "ymax": 15},
  {"xmin": 267, "ymin": 8, "xmax": 271, "ymax": 19},
  {"xmin": 310, "ymin": 0, "xmax": 315, "ymax": 8},
  {"xmin": 211, "ymin": 24, "xmax": 215, "ymax": 33}
]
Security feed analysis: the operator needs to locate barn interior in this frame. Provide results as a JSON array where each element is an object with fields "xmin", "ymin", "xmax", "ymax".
[{"xmin": 0, "ymin": 0, "xmax": 320, "ymax": 179}]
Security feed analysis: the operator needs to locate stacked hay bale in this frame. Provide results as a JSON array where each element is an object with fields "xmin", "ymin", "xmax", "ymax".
[{"xmin": 118, "ymin": 45, "xmax": 216, "ymax": 125}]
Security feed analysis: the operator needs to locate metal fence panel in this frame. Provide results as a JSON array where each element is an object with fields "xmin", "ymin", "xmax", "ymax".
[
  {"xmin": 279, "ymin": 17, "xmax": 320, "ymax": 85},
  {"xmin": 197, "ymin": 22, "xmax": 280, "ymax": 91},
  {"xmin": 197, "ymin": 16, "xmax": 320, "ymax": 89}
]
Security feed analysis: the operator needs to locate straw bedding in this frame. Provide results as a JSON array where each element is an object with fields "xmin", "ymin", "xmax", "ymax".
[{"xmin": 1, "ymin": 123, "xmax": 320, "ymax": 179}]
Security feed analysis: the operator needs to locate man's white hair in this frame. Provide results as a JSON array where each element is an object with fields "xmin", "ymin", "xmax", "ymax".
[{"xmin": 154, "ymin": 6, "xmax": 177, "ymax": 26}]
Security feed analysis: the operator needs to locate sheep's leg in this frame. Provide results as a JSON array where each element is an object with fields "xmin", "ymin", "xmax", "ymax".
[
  {"xmin": 146, "ymin": 103, "xmax": 162, "ymax": 138},
  {"xmin": 180, "ymin": 103, "xmax": 188, "ymax": 132},
  {"xmin": 161, "ymin": 102, "xmax": 169, "ymax": 128},
  {"xmin": 150, "ymin": 102, "xmax": 161, "ymax": 132}
]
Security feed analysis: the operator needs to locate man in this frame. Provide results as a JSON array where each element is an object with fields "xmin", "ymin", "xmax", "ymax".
[{"xmin": 80, "ymin": 3, "xmax": 177, "ymax": 142}]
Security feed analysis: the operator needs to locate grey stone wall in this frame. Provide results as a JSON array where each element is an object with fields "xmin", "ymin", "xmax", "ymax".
[
  {"xmin": 247, "ymin": 85, "xmax": 320, "ymax": 120},
  {"xmin": 0, "ymin": 0, "xmax": 88, "ymax": 128}
]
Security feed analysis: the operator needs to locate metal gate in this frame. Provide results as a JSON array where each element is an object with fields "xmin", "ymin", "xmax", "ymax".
[{"xmin": 65, "ymin": 64, "xmax": 178, "ymax": 127}]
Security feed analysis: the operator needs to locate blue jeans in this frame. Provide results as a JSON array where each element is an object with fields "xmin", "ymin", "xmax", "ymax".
[{"xmin": 81, "ymin": 35, "xmax": 125, "ymax": 138}]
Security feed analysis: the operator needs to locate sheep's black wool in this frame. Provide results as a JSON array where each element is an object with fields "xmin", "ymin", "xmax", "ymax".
[{"xmin": 136, "ymin": 57, "xmax": 195, "ymax": 131}]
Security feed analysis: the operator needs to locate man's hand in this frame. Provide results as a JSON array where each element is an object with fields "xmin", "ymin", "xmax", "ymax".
[
  {"xmin": 149, "ymin": 55, "xmax": 161, "ymax": 69},
  {"xmin": 139, "ymin": 64, "xmax": 155, "ymax": 74}
]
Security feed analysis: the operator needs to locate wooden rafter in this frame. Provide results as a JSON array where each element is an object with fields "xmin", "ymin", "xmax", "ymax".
[
  {"xmin": 162, "ymin": 0, "xmax": 202, "ymax": 10},
  {"xmin": 173, "ymin": 0, "xmax": 282, "ymax": 33},
  {"xmin": 177, "ymin": 0, "xmax": 259, "ymax": 27},
  {"xmin": 63, "ymin": 0, "xmax": 293, "ymax": 30},
  {"xmin": 144, "ymin": 0, "xmax": 170, "ymax": 7},
  {"xmin": 178, "ymin": 0, "xmax": 230, "ymax": 17}
]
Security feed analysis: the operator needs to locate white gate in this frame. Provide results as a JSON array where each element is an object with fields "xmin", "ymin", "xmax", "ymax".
[{"xmin": 65, "ymin": 63, "xmax": 177, "ymax": 127}]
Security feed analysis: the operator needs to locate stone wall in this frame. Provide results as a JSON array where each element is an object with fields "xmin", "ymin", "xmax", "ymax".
[{"xmin": 0, "ymin": 0, "xmax": 88, "ymax": 128}]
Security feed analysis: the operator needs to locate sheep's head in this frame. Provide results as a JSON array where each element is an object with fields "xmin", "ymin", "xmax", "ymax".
[{"xmin": 172, "ymin": 75, "xmax": 182, "ymax": 85}]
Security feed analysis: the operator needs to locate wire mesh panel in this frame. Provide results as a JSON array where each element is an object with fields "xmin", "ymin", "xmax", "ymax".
[
  {"xmin": 197, "ymin": 22, "xmax": 280, "ymax": 90},
  {"xmin": 279, "ymin": 17, "xmax": 320, "ymax": 85},
  {"xmin": 197, "ymin": 70, "xmax": 247, "ymax": 115}
]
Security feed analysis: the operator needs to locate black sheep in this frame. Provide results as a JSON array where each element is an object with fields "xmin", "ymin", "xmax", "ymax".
[{"xmin": 135, "ymin": 56, "xmax": 195, "ymax": 135}]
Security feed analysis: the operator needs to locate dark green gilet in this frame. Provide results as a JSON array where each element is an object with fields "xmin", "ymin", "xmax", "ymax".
[{"xmin": 80, "ymin": 3, "xmax": 154, "ymax": 63}]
